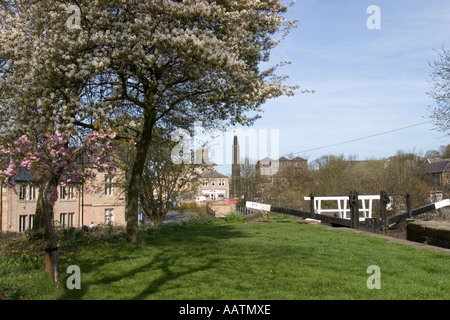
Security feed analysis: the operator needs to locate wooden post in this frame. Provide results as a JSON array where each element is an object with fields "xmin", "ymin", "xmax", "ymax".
[
  {"xmin": 309, "ymin": 194, "xmax": 315, "ymax": 219},
  {"xmin": 349, "ymin": 191, "xmax": 359, "ymax": 229},
  {"xmin": 406, "ymin": 194, "xmax": 411, "ymax": 218},
  {"xmin": 379, "ymin": 190, "xmax": 390, "ymax": 232}
]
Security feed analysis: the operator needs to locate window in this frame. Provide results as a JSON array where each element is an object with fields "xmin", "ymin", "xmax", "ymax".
[
  {"xmin": 60, "ymin": 186, "xmax": 67, "ymax": 200},
  {"xmin": 60, "ymin": 185, "xmax": 75, "ymax": 200},
  {"xmin": 105, "ymin": 177, "xmax": 114, "ymax": 196},
  {"xmin": 68, "ymin": 185, "xmax": 75, "ymax": 200},
  {"xmin": 19, "ymin": 184, "xmax": 36, "ymax": 201},
  {"xmin": 60, "ymin": 213, "xmax": 67, "ymax": 228},
  {"xmin": 19, "ymin": 215, "xmax": 27, "ymax": 232},
  {"xmin": 29, "ymin": 184, "xmax": 36, "ymax": 200},
  {"xmin": 68, "ymin": 213, "xmax": 74, "ymax": 228},
  {"xmin": 19, "ymin": 184, "xmax": 27, "ymax": 200},
  {"xmin": 218, "ymin": 179, "xmax": 225, "ymax": 186},
  {"xmin": 203, "ymin": 180, "xmax": 208, "ymax": 186},
  {"xmin": 29, "ymin": 215, "xmax": 34, "ymax": 230},
  {"xmin": 211, "ymin": 180, "xmax": 215, "ymax": 186},
  {"xmin": 105, "ymin": 209, "xmax": 114, "ymax": 224}
]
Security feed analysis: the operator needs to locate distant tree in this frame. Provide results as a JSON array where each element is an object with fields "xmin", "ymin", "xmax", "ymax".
[
  {"xmin": 424, "ymin": 149, "xmax": 442, "ymax": 159},
  {"xmin": 310, "ymin": 154, "xmax": 359, "ymax": 196},
  {"xmin": 308, "ymin": 152, "xmax": 430, "ymax": 210},
  {"xmin": 440, "ymin": 144, "xmax": 450, "ymax": 158},
  {"xmin": 381, "ymin": 151, "xmax": 430, "ymax": 208},
  {"xmin": 236, "ymin": 158, "xmax": 264, "ymax": 202},
  {"xmin": 114, "ymin": 130, "xmax": 201, "ymax": 228},
  {"xmin": 141, "ymin": 138, "xmax": 202, "ymax": 228},
  {"xmin": 427, "ymin": 47, "xmax": 450, "ymax": 135},
  {"xmin": 263, "ymin": 158, "xmax": 313, "ymax": 209}
]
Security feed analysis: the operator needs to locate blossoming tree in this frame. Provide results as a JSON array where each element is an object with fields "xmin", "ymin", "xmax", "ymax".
[
  {"xmin": 0, "ymin": 0, "xmax": 303, "ymax": 243},
  {"xmin": 0, "ymin": 130, "xmax": 116, "ymax": 287}
]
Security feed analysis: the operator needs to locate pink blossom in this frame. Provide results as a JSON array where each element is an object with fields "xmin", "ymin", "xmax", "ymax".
[{"xmin": 0, "ymin": 130, "xmax": 117, "ymax": 205}]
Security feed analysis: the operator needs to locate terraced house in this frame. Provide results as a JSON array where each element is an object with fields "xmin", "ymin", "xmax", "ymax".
[
  {"xmin": 197, "ymin": 169, "xmax": 230, "ymax": 200},
  {"xmin": 0, "ymin": 168, "xmax": 126, "ymax": 233},
  {"xmin": 418, "ymin": 157, "xmax": 450, "ymax": 201}
]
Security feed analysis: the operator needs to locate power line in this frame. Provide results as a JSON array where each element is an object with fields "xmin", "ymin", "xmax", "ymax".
[{"xmin": 284, "ymin": 120, "xmax": 432, "ymax": 157}]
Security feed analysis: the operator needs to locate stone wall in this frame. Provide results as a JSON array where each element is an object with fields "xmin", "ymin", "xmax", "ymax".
[
  {"xmin": 406, "ymin": 220, "xmax": 450, "ymax": 249},
  {"xmin": 209, "ymin": 202, "xmax": 236, "ymax": 218}
]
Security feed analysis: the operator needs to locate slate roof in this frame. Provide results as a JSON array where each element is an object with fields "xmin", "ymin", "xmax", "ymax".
[
  {"xmin": 418, "ymin": 160, "xmax": 450, "ymax": 174},
  {"xmin": 200, "ymin": 170, "xmax": 229, "ymax": 179},
  {"xmin": 9, "ymin": 167, "xmax": 35, "ymax": 182}
]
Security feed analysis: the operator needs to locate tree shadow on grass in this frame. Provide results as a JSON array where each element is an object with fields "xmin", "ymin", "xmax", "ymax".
[
  {"xmin": 131, "ymin": 253, "xmax": 221, "ymax": 300},
  {"xmin": 57, "ymin": 223, "xmax": 244, "ymax": 300},
  {"xmin": 60, "ymin": 250, "xmax": 220, "ymax": 300}
]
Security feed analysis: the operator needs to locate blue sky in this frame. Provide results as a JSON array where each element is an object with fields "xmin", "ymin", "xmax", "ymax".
[{"xmin": 218, "ymin": 0, "xmax": 450, "ymax": 175}]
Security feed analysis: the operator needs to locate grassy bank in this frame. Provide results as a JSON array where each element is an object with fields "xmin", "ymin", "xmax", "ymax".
[{"xmin": 1, "ymin": 214, "xmax": 449, "ymax": 300}]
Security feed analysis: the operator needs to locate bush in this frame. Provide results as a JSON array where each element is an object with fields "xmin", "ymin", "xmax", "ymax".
[
  {"xmin": 175, "ymin": 203, "xmax": 197, "ymax": 212},
  {"xmin": 224, "ymin": 211, "xmax": 244, "ymax": 223}
]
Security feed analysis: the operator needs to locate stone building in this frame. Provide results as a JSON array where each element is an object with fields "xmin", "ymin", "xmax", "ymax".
[
  {"xmin": 197, "ymin": 170, "xmax": 230, "ymax": 200},
  {"xmin": 1, "ymin": 150, "xmax": 232, "ymax": 233},
  {"xmin": 1, "ymin": 168, "xmax": 126, "ymax": 233}
]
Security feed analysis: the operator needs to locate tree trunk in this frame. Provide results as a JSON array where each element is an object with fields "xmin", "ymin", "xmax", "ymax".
[
  {"xmin": 41, "ymin": 186, "xmax": 60, "ymax": 287},
  {"xmin": 126, "ymin": 112, "xmax": 154, "ymax": 244},
  {"xmin": 126, "ymin": 160, "xmax": 144, "ymax": 244},
  {"xmin": 30, "ymin": 192, "xmax": 49, "ymax": 240}
]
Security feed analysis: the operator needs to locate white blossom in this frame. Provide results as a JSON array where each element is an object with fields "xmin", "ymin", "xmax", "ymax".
[{"xmin": 1, "ymin": 0, "xmax": 299, "ymax": 139}]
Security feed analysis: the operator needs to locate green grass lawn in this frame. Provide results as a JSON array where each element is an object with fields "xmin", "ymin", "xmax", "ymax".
[{"xmin": 1, "ymin": 215, "xmax": 449, "ymax": 300}]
